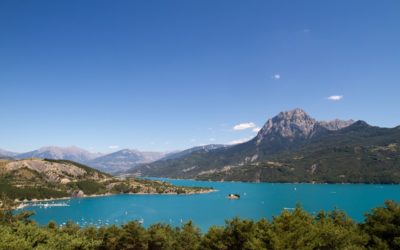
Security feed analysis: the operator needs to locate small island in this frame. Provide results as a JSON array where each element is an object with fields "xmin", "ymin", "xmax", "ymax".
[{"xmin": 227, "ymin": 194, "xmax": 240, "ymax": 200}]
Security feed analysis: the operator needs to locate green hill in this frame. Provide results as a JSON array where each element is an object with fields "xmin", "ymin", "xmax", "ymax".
[{"xmin": 0, "ymin": 158, "xmax": 212, "ymax": 201}]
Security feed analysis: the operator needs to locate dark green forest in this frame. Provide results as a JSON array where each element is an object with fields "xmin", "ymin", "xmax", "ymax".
[{"xmin": 1, "ymin": 195, "xmax": 400, "ymax": 250}]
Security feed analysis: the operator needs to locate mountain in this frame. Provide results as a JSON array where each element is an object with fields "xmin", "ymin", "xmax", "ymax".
[
  {"xmin": 128, "ymin": 109, "xmax": 400, "ymax": 183},
  {"xmin": 0, "ymin": 148, "xmax": 18, "ymax": 158},
  {"xmin": 16, "ymin": 146, "xmax": 102, "ymax": 163},
  {"xmin": 10, "ymin": 146, "xmax": 168, "ymax": 174},
  {"xmin": 86, "ymin": 149, "xmax": 166, "ymax": 173},
  {"xmin": 160, "ymin": 144, "xmax": 227, "ymax": 161},
  {"xmin": 256, "ymin": 108, "xmax": 317, "ymax": 143},
  {"xmin": 0, "ymin": 158, "xmax": 212, "ymax": 201},
  {"xmin": 318, "ymin": 119, "xmax": 355, "ymax": 131},
  {"xmin": 255, "ymin": 109, "xmax": 354, "ymax": 145}
]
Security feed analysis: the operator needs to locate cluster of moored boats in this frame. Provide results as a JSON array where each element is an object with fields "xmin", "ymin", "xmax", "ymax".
[{"xmin": 29, "ymin": 202, "xmax": 70, "ymax": 208}]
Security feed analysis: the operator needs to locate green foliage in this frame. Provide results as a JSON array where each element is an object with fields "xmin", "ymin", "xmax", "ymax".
[
  {"xmin": 147, "ymin": 223, "xmax": 176, "ymax": 250},
  {"xmin": 70, "ymin": 181, "xmax": 107, "ymax": 195},
  {"xmin": 177, "ymin": 221, "xmax": 201, "ymax": 250},
  {"xmin": 2, "ymin": 199, "xmax": 400, "ymax": 250},
  {"xmin": 363, "ymin": 200, "xmax": 400, "ymax": 249},
  {"xmin": 200, "ymin": 226, "xmax": 226, "ymax": 250},
  {"xmin": 0, "ymin": 180, "xmax": 68, "ymax": 200},
  {"xmin": 112, "ymin": 183, "xmax": 130, "ymax": 194},
  {"xmin": 117, "ymin": 221, "xmax": 148, "ymax": 250},
  {"xmin": 221, "ymin": 218, "xmax": 264, "ymax": 250}
]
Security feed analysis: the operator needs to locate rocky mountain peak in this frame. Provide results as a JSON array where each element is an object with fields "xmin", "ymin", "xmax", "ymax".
[
  {"xmin": 256, "ymin": 108, "xmax": 317, "ymax": 144},
  {"xmin": 255, "ymin": 109, "xmax": 358, "ymax": 145}
]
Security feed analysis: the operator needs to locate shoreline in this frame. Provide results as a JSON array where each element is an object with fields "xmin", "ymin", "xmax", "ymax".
[
  {"xmin": 147, "ymin": 177, "xmax": 400, "ymax": 185},
  {"xmin": 14, "ymin": 189, "xmax": 217, "ymax": 210}
]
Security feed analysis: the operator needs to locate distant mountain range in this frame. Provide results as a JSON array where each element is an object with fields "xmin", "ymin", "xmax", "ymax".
[
  {"xmin": 3, "ymin": 108, "xmax": 400, "ymax": 183},
  {"xmin": 0, "ymin": 149, "xmax": 18, "ymax": 158},
  {"xmin": 85, "ymin": 149, "xmax": 167, "ymax": 173},
  {"xmin": 0, "ymin": 145, "xmax": 227, "ymax": 174},
  {"xmin": 15, "ymin": 146, "xmax": 103, "ymax": 163},
  {"xmin": 160, "ymin": 144, "xmax": 227, "ymax": 161},
  {"xmin": 128, "ymin": 108, "xmax": 400, "ymax": 183},
  {"xmin": 0, "ymin": 146, "xmax": 166, "ymax": 174}
]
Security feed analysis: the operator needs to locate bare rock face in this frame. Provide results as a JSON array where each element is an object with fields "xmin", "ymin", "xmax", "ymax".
[
  {"xmin": 318, "ymin": 119, "xmax": 355, "ymax": 131},
  {"xmin": 71, "ymin": 190, "xmax": 85, "ymax": 197},
  {"xmin": 256, "ymin": 109, "xmax": 355, "ymax": 145},
  {"xmin": 256, "ymin": 108, "xmax": 317, "ymax": 144},
  {"xmin": 4, "ymin": 159, "xmax": 106, "ymax": 183}
]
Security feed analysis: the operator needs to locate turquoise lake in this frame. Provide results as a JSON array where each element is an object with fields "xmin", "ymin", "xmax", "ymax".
[{"xmin": 21, "ymin": 179, "xmax": 400, "ymax": 231}]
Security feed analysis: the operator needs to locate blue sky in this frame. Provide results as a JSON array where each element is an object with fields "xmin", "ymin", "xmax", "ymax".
[{"xmin": 1, "ymin": 0, "xmax": 399, "ymax": 153}]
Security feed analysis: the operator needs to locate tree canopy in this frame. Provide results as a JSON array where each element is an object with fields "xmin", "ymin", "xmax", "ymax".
[{"xmin": 1, "ymin": 197, "xmax": 400, "ymax": 249}]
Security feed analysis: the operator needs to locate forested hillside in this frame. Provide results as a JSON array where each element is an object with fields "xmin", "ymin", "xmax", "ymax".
[{"xmin": 130, "ymin": 110, "xmax": 400, "ymax": 183}]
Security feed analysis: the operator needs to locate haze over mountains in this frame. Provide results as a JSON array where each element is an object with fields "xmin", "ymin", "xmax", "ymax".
[
  {"xmin": 0, "ymin": 146, "xmax": 168, "ymax": 174},
  {"xmin": 0, "ymin": 145, "xmax": 225, "ymax": 174},
  {"xmin": 16, "ymin": 146, "xmax": 103, "ymax": 163},
  {"xmin": 0, "ymin": 149, "xmax": 18, "ymax": 158},
  {"xmin": 86, "ymin": 149, "xmax": 167, "ymax": 173}
]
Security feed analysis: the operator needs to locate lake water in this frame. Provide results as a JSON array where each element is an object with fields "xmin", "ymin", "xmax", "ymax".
[{"xmin": 21, "ymin": 179, "xmax": 400, "ymax": 231}]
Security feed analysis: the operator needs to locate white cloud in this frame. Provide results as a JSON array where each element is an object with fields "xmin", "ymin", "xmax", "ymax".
[
  {"xmin": 108, "ymin": 145, "xmax": 119, "ymax": 149},
  {"xmin": 327, "ymin": 95, "xmax": 343, "ymax": 101},
  {"xmin": 252, "ymin": 127, "xmax": 261, "ymax": 133},
  {"xmin": 233, "ymin": 122, "xmax": 256, "ymax": 131},
  {"xmin": 229, "ymin": 137, "xmax": 252, "ymax": 145},
  {"xmin": 272, "ymin": 74, "xmax": 281, "ymax": 80}
]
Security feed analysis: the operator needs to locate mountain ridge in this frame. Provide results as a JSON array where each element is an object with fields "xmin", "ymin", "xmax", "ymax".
[
  {"xmin": 16, "ymin": 146, "xmax": 103, "ymax": 163},
  {"xmin": 127, "ymin": 109, "xmax": 400, "ymax": 183},
  {"xmin": 86, "ymin": 149, "xmax": 167, "ymax": 173},
  {"xmin": 1, "ymin": 145, "xmax": 229, "ymax": 174}
]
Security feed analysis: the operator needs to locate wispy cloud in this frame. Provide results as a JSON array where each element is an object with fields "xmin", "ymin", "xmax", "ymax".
[
  {"xmin": 327, "ymin": 95, "xmax": 343, "ymax": 101},
  {"xmin": 209, "ymin": 138, "xmax": 216, "ymax": 142},
  {"xmin": 229, "ymin": 137, "xmax": 252, "ymax": 145},
  {"xmin": 233, "ymin": 122, "xmax": 256, "ymax": 131},
  {"xmin": 108, "ymin": 145, "xmax": 119, "ymax": 149},
  {"xmin": 271, "ymin": 74, "xmax": 281, "ymax": 80},
  {"xmin": 252, "ymin": 127, "xmax": 261, "ymax": 133}
]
